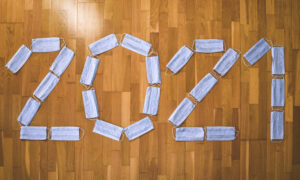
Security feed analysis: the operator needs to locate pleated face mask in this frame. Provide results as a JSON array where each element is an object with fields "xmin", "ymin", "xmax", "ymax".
[
  {"xmin": 88, "ymin": 34, "xmax": 119, "ymax": 56},
  {"xmin": 5, "ymin": 45, "xmax": 32, "ymax": 73},
  {"xmin": 175, "ymin": 127, "xmax": 204, "ymax": 141},
  {"xmin": 124, "ymin": 116, "xmax": 154, "ymax": 141},
  {"xmin": 190, "ymin": 73, "xmax": 218, "ymax": 102},
  {"xmin": 49, "ymin": 127, "xmax": 80, "ymax": 141},
  {"xmin": 168, "ymin": 98, "xmax": 196, "ymax": 127},
  {"xmin": 50, "ymin": 46, "xmax": 75, "ymax": 76},
  {"xmin": 121, "ymin": 34, "xmax": 152, "ymax": 56},
  {"xmin": 20, "ymin": 126, "xmax": 47, "ymax": 140},
  {"xmin": 93, "ymin": 119, "xmax": 123, "ymax": 141},
  {"xmin": 18, "ymin": 97, "xmax": 41, "ymax": 126},
  {"xmin": 270, "ymin": 111, "xmax": 284, "ymax": 140},
  {"xmin": 143, "ymin": 86, "xmax": 161, "ymax": 116},
  {"xmin": 146, "ymin": 56, "xmax": 161, "ymax": 84},
  {"xmin": 82, "ymin": 89, "xmax": 99, "ymax": 119},
  {"xmin": 243, "ymin": 38, "xmax": 271, "ymax": 66},
  {"xmin": 33, "ymin": 72, "xmax": 60, "ymax": 102},
  {"xmin": 206, "ymin": 126, "xmax": 236, "ymax": 141},
  {"xmin": 272, "ymin": 47, "xmax": 285, "ymax": 75},
  {"xmin": 194, "ymin": 39, "xmax": 224, "ymax": 53},
  {"xmin": 271, "ymin": 79, "xmax": 285, "ymax": 107},
  {"xmin": 32, "ymin": 37, "xmax": 61, "ymax": 52},
  {"xmin": 213, "ymin": 48, "xmax": 240, "ymax": 76},
  {"xmin": 80, "ymin": 56, "xmax": 100, "ymax": 86},
  {"xmin": 166, "ymin": 46, "xmax": 194, "ymax": 74}
]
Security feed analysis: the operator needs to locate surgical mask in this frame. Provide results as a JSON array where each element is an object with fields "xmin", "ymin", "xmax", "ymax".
[
  {"xmin": 80, "ymin": 56, "xmax": 100, "ymax": 86},
  {"xmin": 166, "ymin": 46, "xmax": 194, "ymax": 74},
  {"xmin": 18, "ymin": 97, "xmax": 41, "ymax": 126},
  {"xmin": 213, "ymin": 48, "xmax": 240, "ymax": 76},
  {"xmin": 194, "ymin": 39, "xmax": 224, "ymax": 53},
  {"xmin": 243, "ymin": 38, "xmax": 271, "ymax": 65},
  {"xmin": 20, "ymin": 126, "xmax": 47, "ymax": 140},
  {"xmin": 143, "ymin": 86, "xmax": 160, "ymax": 116},
  {"xmin": 206, "ymin": 126, "xmax": 236, "ymax": 141},
  {"xmin": 33, "ymin": 72, "xmax": 60, "ymax": 102},
  {"xmin": 271, "ymin": 79, "xmax": 285, "ymax": 107},
  {"xmin": 93, "ymin": 119, "xmax": 123, "ymax": 141},
  {"xmin": 146, "ymin": 56, "xmax": 161, "ymax": 84},
  {"xmin": 272, "ymin": 47, "xmax": 285, "ymax": 75},
  {"xmin": 121, "ymin": 34, "xmax": 152, "ymax": 56},
  {"xmin": 49, "ymin": 46, "xmax": 75, "ymax": 76},
  {"xmin": 88, "ymin": 34, "xmax": 119, "ymax": 56},
  {"xmin": 32, "ymin": 37, "xmax": 60, "ymax": 52},
  {"xmin": 5, "ymin": 45, "xmax": 32, "ymax": 73},
  {"xmin": 168, "ymin": 98, "xmax": 196, "ymax": 127},
  {"xmin": 189, "ymin": 73, "xmax": 218, "ymax": 102},
  {"xmin": 175, "ymin": 127, "xmax": 204, "ymax": 141},
  {"xmin": 124, "ymin": 116, "xmax": 154, "ymax": 141},
  {"xmin": 82, "ymin": 89, "xmax": 99, "ymax": 119},
  {"xmin": 49, "ymin": 127, "xmax": 80, "ymax": 141},
  {"xmin": 270, "ymin": 111, "xmax": 284, "ymax": 140}
]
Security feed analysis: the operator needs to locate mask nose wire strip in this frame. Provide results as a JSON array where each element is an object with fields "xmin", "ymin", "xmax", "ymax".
[
  {"xmin": 79, "ymin": 128, "xmax": 85, "ymax": 140},
  {"xmin": 118, "ymin": 33, "xmax": 126, "ymax": 46}
]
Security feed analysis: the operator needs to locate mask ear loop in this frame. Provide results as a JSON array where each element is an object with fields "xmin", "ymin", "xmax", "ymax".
[
  {"xmin": 79, "ymin": 128, "xmax": 85, "ymax": 140},
  {"xmin": 264, "ymin": 38, "xmax": 273, "ymax": 47},
  {"xmin": 118, "ymin": 33, "xmax": 126, "ymax": 46},
  {"xmin": 172, "ymin": 126, "xmax": 177, "ymax": 140},
  {"xmin": 187, "ymin": 93, "xmax": 198, "ymax": 105},
  {"xmin": 204, "ymin": 127, "xmax": 207, "ymax": 141},
  {"xmin": 223, "ymin": 41, "xmax": 227, "ymax": 51},
  {"xmin": 119, "ymin": 131, "xmax": 125, "ymax": 142},
  {"xmin": 60, "ymin": 38, "xmax": 66, "ymax": 49},
  {"xmin": 81, "ymin": 83, "xmax": 92, "ymax": 90},
  {"xmin": 271, "ymin": 106, "xmax": 285, "ymax": 112},
  {"xmin": 272, "ymin": 74, "xmax": 285, "ymax": 79},
  {"xmin": 210, "ymin": 70, "xmax": 221, "ymax": 80},
  {"xmin": 47, "ymin": 127, "xmax": 52, "ymax": 140},
  {"xmin": 50, "ymin": 70, "xmax": 60, "ymax": 79},
  {"xmin": 242, "ymin": 56, "xmax": 251, "ymax": 68},
  {"xmin": 147, "ymin": 48, "xmax": 158, "ymax": 57},
  {"xmin": 165, "ymin": 68, "xmax": 175, "ymax": 77},
  {"xmin": 186, "ymin": 41, "xmax": 195, "ymax": 52}
]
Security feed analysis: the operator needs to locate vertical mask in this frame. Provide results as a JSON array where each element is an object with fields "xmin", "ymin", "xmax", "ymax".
[
  {"xmin": 271, "ymin": 79, "xmax": 285, "ymax": 107},
  {"xmin": 49, "ymin": 46, "xmax": 75, "ymax": 77},
  {"xmin": 49, "ymin": 127, "xmax": 80, "ymax": 141},
  {"xmin": 168, "ymin": 98, "xmax": 196, "ymax": 127},
  {"xmin": 166, "ymin": 46, "xmax": 194, "ymax": 74},
  {"xmin": 213, "ymin": 48, "xmax": 240, "ymax": 76},
  {"xmin": 17, "ymin": 97, "xmax": 41, "ymax": 126},
  {"xmin": 194, "ymin": 39, "xmax": 224, "ymax": 53},
  {"xmin": 124, "ymin": 117, "xmax": 154, "ymax": 141},
  {"xmin": 20, "ymin": 126, "xmax": 47, "ymax": 140},
  {"xmin": 206, "ymin": 126, "xmax": 236, "ymax": 141},
  {"xmin": 80, "ymin": 56, "xmax": 100, "ymax": 86},
  {"xmin": 175, "ymin": 127, "xmax": 204, "ymax": 141},
  {"xmin": 270, "ymin": 111, "xmax": 284, "ymax": 140},
  {"xmin": 93, "ymin": 119, "xmax": 123, "ymax": 141},
  {"xmin": 33, "ymin": 72, "xmax": 60, "ymax": 102},
  {"xmin": 243, "ymin": 38, "xmax": 271, "ymax": 66},
  {"xmin": 31, "ymin": 37, "xmax": 61, "ymax": 52},
  {"xmin": 121, "ymin": 34, "xmax": 152, "ymax": 56},
  {"xmin": 143, "ymin": 86, "xmax": 160, "ymax": 116},
  {"xmin": 189, "ymin": 73, "xmax": 218, "ymax": 102},
  {"xmin": 88, "ymin": 34, "xmax": 119, "ymax": 56},
  {"xmin": 271, "ymin": 47, "xmax": 285, "ymax": 75},
  {"xmin": 146, "ymin": 56, "xmax": 161, "ymax": 84},
  {"xmin": 82, "ymin": 89, "xmax": 99, "ymax": 119},
  {"xmin": 5, "ymin": 45, "xmax": 32, "ymax": 73}
]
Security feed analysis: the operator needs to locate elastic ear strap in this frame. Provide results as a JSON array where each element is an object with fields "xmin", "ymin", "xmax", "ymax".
[
  {"xmin": 235, "ymin": 129, "xmax": 240, "ymax": 138},
  {"xmin": 192, "ymin": 40, "xmax": 195, "ymax": 52},
  {"xmin": 47, "ymin": 128, "xmax": 52, "ymax": 140},
  {"xmin": 223, "ymin": 40, "xmax": 227, "ymax": 51},
  {"xmin": 147, "ymin": 48, "xmax": 158, "ymax": 57},
  {"xmin": 119, "ymin": 33, "xmax": 126, "ymax": 46},
  {"xmin": 120, "ymin": 131, "xmax": 125, "ymax": 142},
  {"xmin": 87, "ymin": 118, "xmax": 97, "ymax": 121},
  {"xmin": 186, "ymin": 44, "xmax": 194, "ymax": 52},
  {"xmin": 264, "ymin": 38, "xmax": 273, "ymax": 47},
  {"xmin": 242, "ymin": 56, "xmax": 251, "ymax": 68},
  {"xmin": 50, "ymin": 71, "xmax": 60, "ymax": 79},
  {"xmin": 271, "ymin": 106, "xmax": 284, "ymax": 112},
  {"xmin": 17, "ymin": 120, "xmax": 24, "ymax": 127},
  {"xmin": 187, "ymin": 93, "xmax": 198, "ymax": 105},
  {"xmin": 232, "ymin": 48, "xmax": 242, "ymax": 55},
  {"xmin": 210, "ymin": 70, "xmax": 221, "ymax": 80},
  {"xmin": 204, "ymin": 127, "xmax": 207, "ymax": 140},
  {"xmin": 79, "ymin": 128, "xmax": 85, "ymax": 140},
  {"xmin": 171, "ymin": 126, "xmax": 176, "ymax": 140},
  {"xmin": 60, "ymin": 38, "xmax": 66, "ymax": 49},
  {"xmin": 165, "ymin": 68, "xmax": 174, "ymax": 77},
  {"xmin": 32, "ymin": 95, "xmax": 42, "ymax": 103},
  {"xmin": 81, "ymin": 83, "xmax": 92, "ymax": 90},
  {"xmin": 272, "ymin": 74, "xmax": 285, "ymax": 79}
]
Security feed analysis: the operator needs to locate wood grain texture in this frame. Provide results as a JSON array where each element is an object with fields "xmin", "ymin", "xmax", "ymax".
[{"xmin": 0, "ymin": 0, "xmax": 299, "ymax": 179}]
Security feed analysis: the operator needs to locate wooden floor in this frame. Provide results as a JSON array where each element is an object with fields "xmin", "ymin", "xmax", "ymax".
[{"xmin": 0, "ymin": 0, "xmax": 300, "ymax": 179}]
